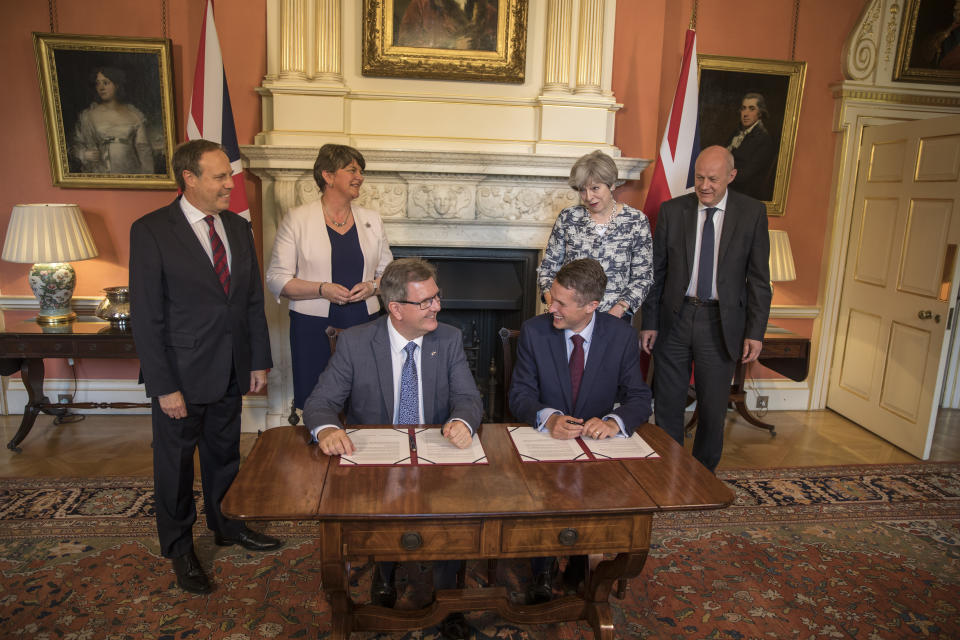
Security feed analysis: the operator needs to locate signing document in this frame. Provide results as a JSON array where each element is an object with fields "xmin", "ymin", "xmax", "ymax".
[
  {"xmin": 509, "ymin": 426, "xmax": 659, "ymax": 462},
  {"xmin": 584, "ymin": 432, "xmax": 659, "ymax": 459},
  {"xmin": 509, "ymin": 426, "xmax": 589, "ymax": 461},
  {"xmin": 340, "ymin": 428, "xmax": 413, "ymax": 466},
  {"xmin": 414, "ymin": 427, "xmax": 488, "ymax": 465}
]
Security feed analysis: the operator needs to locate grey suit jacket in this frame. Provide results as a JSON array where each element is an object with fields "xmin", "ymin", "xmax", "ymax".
[
  {"xmin": 302, "ymin": 316, "xmax": 483, "ymax": 431},
  {"xmin": 129, "ymin": 198, "xmax": 272, "ymax": 404},
  {"xmin": 641, "ymin": 190, "xmax": 771, "ymax": 360}
]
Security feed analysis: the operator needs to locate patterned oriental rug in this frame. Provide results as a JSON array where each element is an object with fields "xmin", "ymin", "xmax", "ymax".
[{"xmin": 1, "ymin": 462, "xmax": 958, "ymax": 639}]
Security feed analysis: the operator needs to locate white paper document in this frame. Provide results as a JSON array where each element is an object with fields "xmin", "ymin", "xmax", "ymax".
[
  {"xmin": 414, "ymin": 428, "xmax": 488, "ymax": 465},
  {"xmin": 508, "ymin": 426, "xmax": 590, "ymax": 461},
  {"xmin": 339, "ymin": 428, "xmax": 414, "ymax": 465},
  {"xmin": 583, "ymin": 432, "xmax": 659, "ymax": 459}
]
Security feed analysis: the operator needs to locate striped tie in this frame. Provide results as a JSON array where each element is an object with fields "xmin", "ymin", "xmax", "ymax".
[{"xmin": 204, "ymin": 215, "xmax": 230, "ymax": 295}]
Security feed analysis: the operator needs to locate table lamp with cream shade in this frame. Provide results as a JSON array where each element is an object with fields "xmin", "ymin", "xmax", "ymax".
[
  {"xmin": 2, "ymin": 204, "xmax": 99, "ymax": 324},
  {"xmin": 768, "ymin": 229, "xmax": 796, "ymax": 293}
]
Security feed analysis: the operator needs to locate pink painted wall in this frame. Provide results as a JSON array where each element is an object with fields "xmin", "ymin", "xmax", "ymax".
[{"xmin": 2, "ymin": 0, "xmax": 865, "ymax": 384}]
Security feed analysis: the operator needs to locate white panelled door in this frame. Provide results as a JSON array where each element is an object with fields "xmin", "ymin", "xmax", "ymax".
[{"xmin": 828, "ymin": 115, "xmax": 960, "ymax": 459}]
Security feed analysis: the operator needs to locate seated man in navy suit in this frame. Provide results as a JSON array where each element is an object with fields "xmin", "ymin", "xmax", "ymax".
[{"xmin": 508, "ymin": 258, "xmax": 652, "ymax": 603}]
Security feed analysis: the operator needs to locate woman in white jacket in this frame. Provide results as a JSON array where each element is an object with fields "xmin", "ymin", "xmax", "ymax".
[{"xmin": 266, "ymin": 144, "xmax": 393, "ymax": 409}]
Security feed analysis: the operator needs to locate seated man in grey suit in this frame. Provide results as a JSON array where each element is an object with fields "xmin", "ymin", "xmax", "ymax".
[
  {"xmin": 509, "ymin": 258, "xmax": 652, "ymax": 604},
  {"xmin": 303, "ymin": 257, "xmax": 482, "ymax": 640}
]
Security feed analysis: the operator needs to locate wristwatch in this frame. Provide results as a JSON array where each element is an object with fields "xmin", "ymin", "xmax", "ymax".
[
  {"xmin": 616, "ymin": 300, "xmax": 630, "ymax": 312},
  {"xmin": 318, "ymin": 282, "xmax": 327, "ymax": 297}
]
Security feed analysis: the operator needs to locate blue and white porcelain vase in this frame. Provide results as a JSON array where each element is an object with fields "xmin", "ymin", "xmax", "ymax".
[{"xmin": 28, "ymin": 262, "xmax": 76, "ymax": 324}]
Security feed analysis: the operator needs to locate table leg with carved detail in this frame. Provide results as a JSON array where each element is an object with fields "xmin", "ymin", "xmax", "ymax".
[{"xmin": 7, "ymin": 358, "xmax": 53, "ymax": 452}]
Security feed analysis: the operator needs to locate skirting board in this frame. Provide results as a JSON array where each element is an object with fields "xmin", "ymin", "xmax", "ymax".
[
  {"xmin": 1, "ymin": 378, "xmax": 269, "ymax": 433},
  {"xmin": 3, "ymin": 377, "xmax": 812, "ymax": 429}
]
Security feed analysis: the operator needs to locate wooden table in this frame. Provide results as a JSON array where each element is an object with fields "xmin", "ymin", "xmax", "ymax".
[
  {"xmin": 685, "ymin": 327, "xmax": 811, "ymax": 436},
  {"xmin": 222, "ymin": 423, "xmax": 732, "ymax": 639},
  {"xmin": 0, "ymin": 319, "xmax": 144, "ymax": 452}
]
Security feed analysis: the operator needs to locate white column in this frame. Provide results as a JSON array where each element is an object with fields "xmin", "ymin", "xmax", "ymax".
[
  {"xmin": 574, "ymin": 0, "xmax": 604, "ymax": 95},
  {"xmin": 314, "ymin": 0, "xmax": 342, "ymax": 82},
  {"xmin": 280, "ymin": 0, "xmax": 307, "ymax": 80},
  {"xmin": 542, "ymin": 0, "xmax": 573, "ymax": 93}
]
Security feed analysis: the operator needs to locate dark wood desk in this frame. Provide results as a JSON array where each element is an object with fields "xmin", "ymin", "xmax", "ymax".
[
  {"xmin": 685, "ymin": 328, "xmax": 811, "ymax": 436},
  {"xmin": 0, "ymin": 320, "xmax": 144, "ymax": 452},
  {"xmin": 222, "ymin": 424, "xmax": 732, "ymax": 639}
]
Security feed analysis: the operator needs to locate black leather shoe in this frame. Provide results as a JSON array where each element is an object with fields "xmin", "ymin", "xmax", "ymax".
[
  {"xmin": 439, "ymin": 612, "xmax": 470, "ymax": 639},
  {"xmin": 171, "ymin": 548, "xmax": 212, "ymax": 594},
  {"xmin": 526, "ymin": 569, "xmax": 554, "ymax": 605},
  {"xmin": 214, "ymin": 528, "xmax": 282, "ymax": 551},
  {"xmin": 370, "ymin": 564, "xmax": 397, "ymax": 608}
]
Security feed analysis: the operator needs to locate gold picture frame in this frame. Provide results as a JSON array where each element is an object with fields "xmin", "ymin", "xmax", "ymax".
[
  {"xmin": 697, "ymin": 55, "xmax": 807, "ymax": 217},
  {"xmin": 893, "ymin": 0, "xmax": 960, "ymax": 84},
  {"xmin": 362, "ymin": 0, "xmax": 528, "ymax": 83},
  {"xmin": 33, "ymin": 32, "xmax": 177, "ymax": 189}
]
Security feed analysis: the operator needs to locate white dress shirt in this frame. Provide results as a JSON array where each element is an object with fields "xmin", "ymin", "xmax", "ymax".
[{"xmin": 685, "ymin": 190, "xmax": 729, "ymax": 300}]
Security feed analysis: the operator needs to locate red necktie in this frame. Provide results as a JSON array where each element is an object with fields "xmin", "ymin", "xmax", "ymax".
[
  {"xmin": 569, "ymin": 334, "xmax": 585, "ymax": 409},
  {"xmin": 204, "ymin": 215, "xmax": 230, "ymax": 295}
]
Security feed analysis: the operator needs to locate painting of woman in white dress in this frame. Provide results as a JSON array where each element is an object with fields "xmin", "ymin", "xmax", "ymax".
[
  {"xmin": 34, "ymin": 33, "xmax": 177, "ymax": 188},
  {"xmin": 73, "ymin": 67, "xmax": 155, "ymax": 174}
]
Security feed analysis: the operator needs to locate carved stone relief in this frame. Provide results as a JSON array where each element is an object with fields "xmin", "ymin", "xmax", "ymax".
[{"xmin": 476, "ymin": 184, "xmax": 578, "ymax": 222}]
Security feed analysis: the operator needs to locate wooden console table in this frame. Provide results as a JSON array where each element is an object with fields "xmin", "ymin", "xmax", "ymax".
[
  {"xmin": 222, "ymin": 423, "xmax": 733, "ymax": 639},
  {"xmin": 685, "ymin": 327, "xmax": 811, "ymax": 436},
  {"xmin": 0, "ymin": 319, "xmax": 145, "ymax": 452}
]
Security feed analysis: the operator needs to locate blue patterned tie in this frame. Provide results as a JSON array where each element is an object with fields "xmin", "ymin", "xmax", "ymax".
[
  {"xmin": 697, "ymin": 207, "xmax": 717, "ymax": 300},
  {"xmin": 397, "ymin": 341, "xmax": 419, "ymax": 424}
]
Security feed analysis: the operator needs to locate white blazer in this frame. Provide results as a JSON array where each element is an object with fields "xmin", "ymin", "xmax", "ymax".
[{"xmin": 266, "ymin": 199, "xmax": 393, "ymax": 317}]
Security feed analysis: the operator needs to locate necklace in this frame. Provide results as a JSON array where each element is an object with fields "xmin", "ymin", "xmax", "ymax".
[
  {"xmin": 592, "ymin": 199, "xmax": 617, "ymax": 224},
  {"xmin": 322, "ymin": 201, "xmax": 352, "ymax": 228}
]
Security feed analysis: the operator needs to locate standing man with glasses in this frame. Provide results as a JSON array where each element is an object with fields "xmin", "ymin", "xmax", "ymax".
[
  {"xmin": 640, "ymin": 145, "xmax": 771, "ymax": 473},
  {"xmin": 303, "ymin": 256, "xmax": 482, "ymax": 640},
  {"xmin": 130, "ymin": 139, "xmax": 279, "ymax": 596}
]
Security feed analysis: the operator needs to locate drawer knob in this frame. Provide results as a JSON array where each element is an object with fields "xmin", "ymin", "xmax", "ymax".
[
  {"xmin": 558, "ymin": 528, "xmax": 579, "ymax": 546},
  {"xmin": 400, "ymin": 532, "xmax": 422, "ymax": 551}
]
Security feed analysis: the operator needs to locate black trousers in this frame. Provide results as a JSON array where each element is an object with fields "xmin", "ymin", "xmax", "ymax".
[
  {"xmin": 652, "ymin": 302, "xmax": 737, "ymax": 472},
  {"xmin": 152, "ymin": 371, "xmax": 245, "ymax": 558}
]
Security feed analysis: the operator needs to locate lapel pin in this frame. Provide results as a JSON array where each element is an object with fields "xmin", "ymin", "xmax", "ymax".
[{"xmin": 431, "ymin": 351, "xmax": 437, "ymax": 357}]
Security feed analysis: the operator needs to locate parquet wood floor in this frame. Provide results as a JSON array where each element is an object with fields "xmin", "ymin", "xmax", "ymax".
[{"xmin": 0, "ymin": 409, "xmax": 957, "ymax": 478}]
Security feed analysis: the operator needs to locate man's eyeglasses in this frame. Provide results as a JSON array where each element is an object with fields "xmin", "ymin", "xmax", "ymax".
[{"xmin": 397, "ymin": 290, "xmax": 442, "ymax": 310}]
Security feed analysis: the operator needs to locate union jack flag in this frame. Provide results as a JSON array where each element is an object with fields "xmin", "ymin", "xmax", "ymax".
[
  {"xmin": 642, "ymin": 29, "xmax": 699, "ymax": 231},
  {"xmin": 186, "ymin": 0, "xmax": 250, "ymax": 220}
]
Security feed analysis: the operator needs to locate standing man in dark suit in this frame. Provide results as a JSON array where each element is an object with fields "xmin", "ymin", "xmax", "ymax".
[
  {"xmin": 508, "ymin": 258, "xmax": 651, "ymax": 603},
  {"xmin": 640, "ymin": 145, "xmax": 771, "ymax": 473},
  {"xmin": 304, "ymin": 256, "xmax": 482, "ymax": 640},
  {"xmin": 130, "ymin": 139, "xmax": 280, "ymax": 596}
]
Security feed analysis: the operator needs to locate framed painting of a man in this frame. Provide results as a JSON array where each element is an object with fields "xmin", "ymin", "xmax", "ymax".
[
  {"xmin": 894, "ymin": 0, "xmax": 960, "ymax": 84},
  {"xmin": 362, "ymin": 0, "xmax": 528, "ymax": 83},
  {"xmin": 697, "ymin": 55, "xmax": 807, "ymax": 217},
  {"xmin": 34, "ymin": 33, "xmax": 177, "ymax": 189}
]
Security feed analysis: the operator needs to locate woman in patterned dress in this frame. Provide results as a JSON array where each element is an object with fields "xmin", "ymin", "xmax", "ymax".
[{"xmin": 537, "ymin": 150, "xmax": 653, "ymax": 320}]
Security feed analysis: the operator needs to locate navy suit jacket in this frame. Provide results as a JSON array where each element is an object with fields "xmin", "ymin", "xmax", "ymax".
[
  {"xmin": 641, "ymin": 190, "xmax": 771, "ymax": 360},
  {"xmin": 302, "ymin": 316, "xmax": 483, "ymax": 431},
  {"xmin": 508, "ymin": 312, "xmax": 651, "ymax": 435},
  {"xmin": 129, "ymin": 198, "xmax": 272, "ymax": 404}
]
